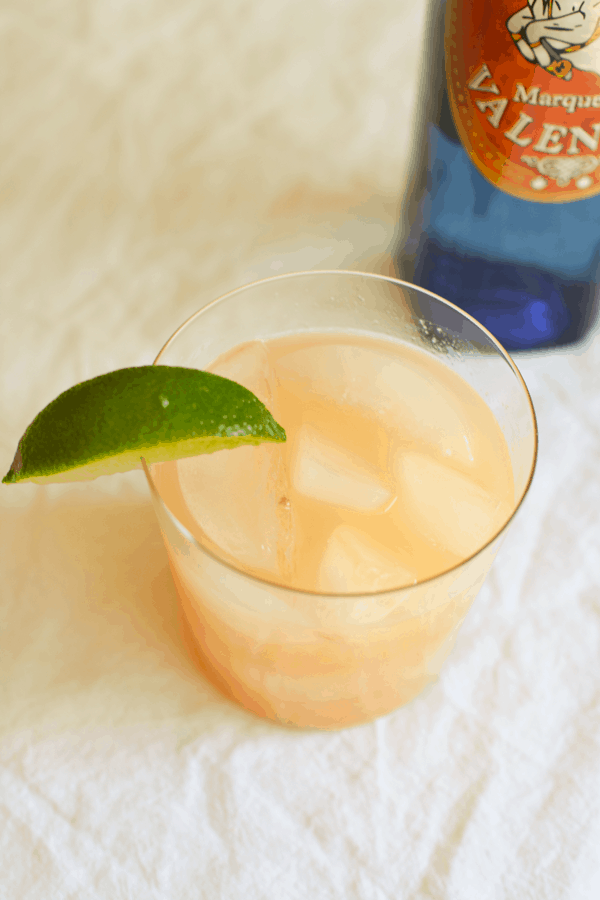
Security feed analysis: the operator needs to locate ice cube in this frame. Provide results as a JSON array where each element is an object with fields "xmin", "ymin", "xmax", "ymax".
[
  {"xmin": 395, "ymin": 451, "xmax": 509, "ymax": 560},
  {"xmin": 176, "ymin": 340, "xmax": 294, "ymax": 581},
  {"xmin": 275, "ymin": 342, "xmax": 478, "ymax": 467},
  {"xmin": 317, "ymin": 524, "xmax": 417, "ymax": 595},
  {"xmin": 291, "ymin": 427, "xmax": 392, "ymax": 512},
  {"xmin": 209, "ymin": 340, "xmax": 276, "ymax": 411},
  {"xmin": 274, "ymin": 342, "xmax": 366, "ymax": 402},
  {"xmin": 177, "ymin": 443, "xmax": 295, "ymax": 581}
]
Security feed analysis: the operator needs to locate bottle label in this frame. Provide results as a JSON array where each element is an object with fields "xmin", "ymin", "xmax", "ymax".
[{"xmin": 447, "ymin": 0, "xmax": 600, "ymax": 202}]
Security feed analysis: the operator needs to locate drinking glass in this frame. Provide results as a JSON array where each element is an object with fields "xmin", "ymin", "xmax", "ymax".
[{"xmin": 144, "ymin": 271, "xmax": 537, "ymax": 730}]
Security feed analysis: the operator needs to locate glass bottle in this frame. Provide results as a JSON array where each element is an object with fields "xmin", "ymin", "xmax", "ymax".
[{"xmin": 399, "ymin": 0, "xmax": 600, "ymax": 351}]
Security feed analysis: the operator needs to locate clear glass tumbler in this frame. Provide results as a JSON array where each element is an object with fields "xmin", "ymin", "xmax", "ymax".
[{"xmin": 144, "ymin": 271, "xmax": 537, "ymax": 730}]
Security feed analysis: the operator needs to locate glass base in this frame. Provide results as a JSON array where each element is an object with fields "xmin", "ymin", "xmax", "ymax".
[{"xmin": 413, "ymin": 239, "xmax": 598, "ymax": 351}]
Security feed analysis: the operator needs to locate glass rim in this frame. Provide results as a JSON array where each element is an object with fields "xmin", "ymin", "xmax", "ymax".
[{"xmin": 144, "ymin": 269, "xmax": 538, "ymax": 599}]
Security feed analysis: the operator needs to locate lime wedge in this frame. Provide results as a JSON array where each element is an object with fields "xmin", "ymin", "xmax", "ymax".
[{"xmin": 2, "ymin": 365, "xmax": 286, "ymax": 485}]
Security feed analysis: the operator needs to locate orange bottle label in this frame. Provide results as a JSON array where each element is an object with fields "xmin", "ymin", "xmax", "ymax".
[{"xmin": 446, "ymin": 0, "xmax": 600, "ymax": 202}]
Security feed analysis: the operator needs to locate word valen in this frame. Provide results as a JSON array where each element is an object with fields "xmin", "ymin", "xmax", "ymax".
[{"xmin": 447, "ymin": 1, "xmax": 600, "ymax": 202}]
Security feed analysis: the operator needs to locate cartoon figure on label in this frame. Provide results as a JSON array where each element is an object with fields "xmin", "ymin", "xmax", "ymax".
[{"xmin": 507, "ymin": 1, "xmax": 600, "ymax": 79}]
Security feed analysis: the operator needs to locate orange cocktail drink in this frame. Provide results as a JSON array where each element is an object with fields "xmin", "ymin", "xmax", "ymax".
[{"xmin": 146, "ymin": 272, "xmax": 536, "ymax": 729}]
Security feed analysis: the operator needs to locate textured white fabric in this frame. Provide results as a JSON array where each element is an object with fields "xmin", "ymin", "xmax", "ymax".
[{"xmin": 2, "ymin": 2, "xmax": 600, "ymax": 898}]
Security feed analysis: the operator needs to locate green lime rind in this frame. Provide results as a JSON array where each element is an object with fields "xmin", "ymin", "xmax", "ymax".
[{"xmin": 3, "ymin": 365, "xmax": 286, "ymax": 485}]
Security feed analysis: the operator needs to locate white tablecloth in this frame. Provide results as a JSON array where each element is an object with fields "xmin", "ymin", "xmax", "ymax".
[{"xmin": 1, "ymin": 3, "xmax": 600, "ymax": 898}]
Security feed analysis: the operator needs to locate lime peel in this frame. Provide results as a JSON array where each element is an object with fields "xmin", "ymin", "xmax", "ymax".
[{"xmin": 3, "ymin": 365, "xmax": 286, "ymax": 485}]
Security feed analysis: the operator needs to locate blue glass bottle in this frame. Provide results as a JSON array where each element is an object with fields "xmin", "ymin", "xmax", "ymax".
[{"xmin": 399, "ymin": 3, "xmax": 600, "ymax": 351}]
